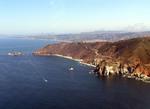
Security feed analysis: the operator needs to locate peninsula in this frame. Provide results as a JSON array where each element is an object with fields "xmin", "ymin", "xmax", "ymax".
[{"xmin": 33, "ymin": 37, "xmax": 150, "ymax": 82}]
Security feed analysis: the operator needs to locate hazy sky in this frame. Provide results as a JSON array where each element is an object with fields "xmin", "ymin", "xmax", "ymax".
[{"xmin": 0, "ymin": 0, "xmax": 150, "ymax": 34}]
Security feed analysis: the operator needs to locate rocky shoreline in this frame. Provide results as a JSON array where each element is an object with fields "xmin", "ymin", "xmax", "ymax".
[
  {"xmin": 34, "ymin": 53, "xmax": 150, "ymax": 83},
  {"xmin": 55, "ymin": 54, "xmax": 150, "ymax": 83},
  {"xmin": 93, "ymin": 59, "xmax": 150, "ymax": 83}
]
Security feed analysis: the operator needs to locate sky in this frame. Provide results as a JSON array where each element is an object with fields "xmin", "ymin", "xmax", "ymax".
[{"xmin": 0, "ymin": 0, "xmax": 150, "ymax": 34}]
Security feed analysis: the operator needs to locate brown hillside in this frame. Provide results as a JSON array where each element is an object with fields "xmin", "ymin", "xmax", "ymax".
[
  {"xmin": 98, "ymin": 37, "xmax": 150, "ymax": 64},
  {"xmin": 34, "ymin": 37, "xmax": 150, "ymax": 64},
  {"xmin": 34, "ymin": 42, "xmax": 107, "ymax": 63},
  {"xmin": 33, "ymin": 37, "xmax": 150, "ymax": 76}
]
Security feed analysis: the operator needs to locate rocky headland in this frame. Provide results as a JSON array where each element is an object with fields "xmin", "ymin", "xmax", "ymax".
[{"xmin": 33, "ymin": 37, "xmax": 150, "ymax": 83}]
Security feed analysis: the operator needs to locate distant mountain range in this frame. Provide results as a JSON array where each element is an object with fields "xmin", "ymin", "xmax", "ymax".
[{"xmin": 27, "ymin": 31, "xmax": 150, "ymax": 42}]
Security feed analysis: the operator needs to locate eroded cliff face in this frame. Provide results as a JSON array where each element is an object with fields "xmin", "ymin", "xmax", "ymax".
[
  {"xmin": 33, "ymin": 37, "xmax": 150, "ymax": 81},
  {"xmin": 93, "ymin": 59, "xmax": 150, "ymax": 81}
]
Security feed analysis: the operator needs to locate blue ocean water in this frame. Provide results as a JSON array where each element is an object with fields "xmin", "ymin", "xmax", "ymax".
[
  {"xmin": 0, "ymin": 37, "xmax": 150, "ymax": 109},
  {"xmin": 0, "ymin": 37, "xmax": 56, "ymax": 55}
]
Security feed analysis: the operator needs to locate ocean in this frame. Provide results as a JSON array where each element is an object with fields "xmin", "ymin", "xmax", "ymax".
[{"xmin": 0, "ymin": 37, "xmax": 149, "ymax": 109}]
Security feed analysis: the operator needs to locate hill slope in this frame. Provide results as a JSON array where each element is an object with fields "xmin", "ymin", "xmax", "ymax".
[{"xmin": 98, "ymin": 37, "xmax": 150, "ymax": 64}]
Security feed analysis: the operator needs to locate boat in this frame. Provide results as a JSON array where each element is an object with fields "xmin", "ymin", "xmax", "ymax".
[
  {"xmin": 8, "ymin": 51, "xmax": 24, "ymax": 56},
  {"xmin": 69, "ymin": 67, "xmax": 74, "ymax": 71},
  {"xmin": 44, "ymin": 79, "xmax": 48, "ymax": 83}
]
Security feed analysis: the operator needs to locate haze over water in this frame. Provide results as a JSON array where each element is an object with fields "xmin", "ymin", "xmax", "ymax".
[{"xmin": 0, "ymin": 38, "xmax": 149, "ymax": 109}]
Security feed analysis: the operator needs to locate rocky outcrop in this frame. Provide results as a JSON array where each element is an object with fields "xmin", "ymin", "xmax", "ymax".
[
  {"xmin": 33, "ymin": 37, "xmax": 150, "ymax": 82},
  {"xmin": 93, "ymin": 59, "xmax": 150, "ymax": 82}
]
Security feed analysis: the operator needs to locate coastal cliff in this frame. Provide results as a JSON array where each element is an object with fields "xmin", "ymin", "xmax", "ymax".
[{"xmin": 33, "ymin": 37, "xmax": 150, "ymax": 82}]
